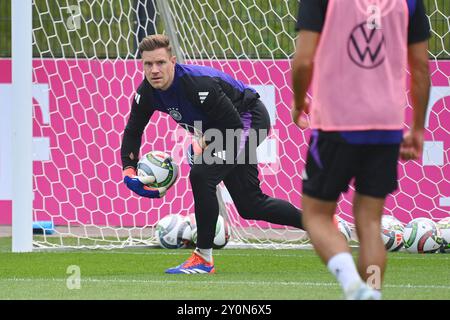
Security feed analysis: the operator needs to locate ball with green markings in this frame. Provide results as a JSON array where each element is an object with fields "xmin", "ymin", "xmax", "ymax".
[
  {"xmin": 137, "ymin": 151, "xmax": 179, "ymax": 190},
  {"xmin": 403, "ymin": 218, "xmax": 442, "ymax": 254},
  {"xmin": 437, "ymin": 217, "xmax": 450, "ymax": 253}
]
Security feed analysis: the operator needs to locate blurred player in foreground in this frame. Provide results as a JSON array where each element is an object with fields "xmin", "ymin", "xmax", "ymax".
[
  {"xmin": 291, "ymin": 0, "xmax": 430, "ymax": 299},
  {"xmin": 121, "ymin": 34, "xmax": 304, "ymax": 274}
]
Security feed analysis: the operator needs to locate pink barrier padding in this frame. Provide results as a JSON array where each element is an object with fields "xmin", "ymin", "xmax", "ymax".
[{"xmin": 0, "ymin": 59, "xmax": 448, "ymax": 228}]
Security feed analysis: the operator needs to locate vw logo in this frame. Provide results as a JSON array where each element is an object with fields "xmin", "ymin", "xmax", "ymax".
[{"xmin": 348, "ymin": 22, "xmax": 385, "ymax": 69}]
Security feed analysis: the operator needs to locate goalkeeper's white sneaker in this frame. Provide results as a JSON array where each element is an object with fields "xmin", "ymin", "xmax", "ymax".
[{"xmin": 345, "ymin": 281, "xmax": 380, "ymax": 300}]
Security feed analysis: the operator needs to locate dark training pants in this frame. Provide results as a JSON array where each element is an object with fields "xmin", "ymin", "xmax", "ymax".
[{"xmin": 190, "ymin": 100, "xmax": 303, "ymax": 249}]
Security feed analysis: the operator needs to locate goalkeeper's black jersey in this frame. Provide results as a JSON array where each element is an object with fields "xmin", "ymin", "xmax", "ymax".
[{"xmin": 121, "ymin": 63, "xmax": 260, "ymax": 169}]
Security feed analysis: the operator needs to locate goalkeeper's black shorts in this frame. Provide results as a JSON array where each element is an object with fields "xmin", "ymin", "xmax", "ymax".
[{"xmin": 302, "ymin": 130, "xmax": 400, "ymax": 201}]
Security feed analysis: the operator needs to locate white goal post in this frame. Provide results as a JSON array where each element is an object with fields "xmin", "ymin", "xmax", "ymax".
[
  {"xmin": 11, "ymin": 0, "xmax": 33, "ymax": 252},
  {"xmin": 7, "ymin": 0, "xmax": 450, "ymax": 251}
]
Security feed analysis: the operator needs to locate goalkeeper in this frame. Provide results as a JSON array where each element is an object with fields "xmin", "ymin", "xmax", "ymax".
[{"xmin": 121, "ymin": 34, "xmax": 304, "ymax": 274}]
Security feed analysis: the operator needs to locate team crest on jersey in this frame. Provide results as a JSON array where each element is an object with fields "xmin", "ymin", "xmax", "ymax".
[
  {"xmin": 168, "ymin": 108, "xmax": 182, "ymax": 121},
  {"xmin": 348, "ymin": 22, "xmax": 385, "ymax": 69}
]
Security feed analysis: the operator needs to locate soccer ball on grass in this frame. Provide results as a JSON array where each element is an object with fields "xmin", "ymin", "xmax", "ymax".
[
  {"xmin": 380, "ymin": 215, "xmax": 404, "ymax": 252},
  {"xmin": 437, "ymin": 217, "xmax": 450, "ymax": 253},
  {"xmin": 333, "ymin": 215, "xmax": 352, "ymax": 242},
  {"xmin": 403, "ymin": 218, "xmax": 442, "ymax": 253},
  {"xmin": 191, "ymin": 215, "xmax": 231, "ymax": 249},
  {"xmin": 155, "ymin": 214, "xmax": 191, "ymax": 249}
]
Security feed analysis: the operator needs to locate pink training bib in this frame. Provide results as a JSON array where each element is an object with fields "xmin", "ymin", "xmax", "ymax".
[{"xmin": 310, "ymin": 0, "xmax": 409, "ymax": 130}]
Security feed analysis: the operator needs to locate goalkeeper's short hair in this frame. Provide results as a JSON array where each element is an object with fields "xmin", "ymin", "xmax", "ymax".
[{"xmin": 138, "ymin": 34, "xmax": 172, "ymax": 56}]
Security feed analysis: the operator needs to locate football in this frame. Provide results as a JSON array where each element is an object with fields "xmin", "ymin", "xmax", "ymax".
[
  {"xmin": 403, "ymin": 217, "xmax": 443, "ymax": 253},
  {"xmin": 380, "ymin": 215, "xmax": 404, "ymax": 252},
  {"xmin": 179, "ymin": 213, "xmax": 196, "ymax": 246},
  {"xmin": 334, "ymin": 215, "xmax": 352, "ymax": 242},
  {"xmin": 137, "ymin": 151, "xmax": 179, "ymax": 190},
  {"xmin": 191, "ymin": 215, "xmax": 231, "ymax": 249},
  {"xmin": 437, "ymin": 217, "xmax": 450, "ymax": 253},
  {"xmin": 155, "ymin": 214, "xmax": 191, "ymax": 249}
]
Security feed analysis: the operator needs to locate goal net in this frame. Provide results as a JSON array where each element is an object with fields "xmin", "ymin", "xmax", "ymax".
[{"xmin": 5, "ymin": 0, "xmax": 449, "ymax": 249}]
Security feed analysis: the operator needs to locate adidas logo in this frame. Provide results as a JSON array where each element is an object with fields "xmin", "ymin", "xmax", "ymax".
[
  {"xmin": 198, "ymin": 91, "xmax": 209, "ymax": 104},
  {"xmin": 134, "ymin": 93, "xmax": 141, "ymax": 104},
  {"xmin": 302, "ymin": 169, "xmax": 308, "ymax": 181},
  {"xmin": 213, "ymin": 151, "xmax": 226, "ymax": 160}
]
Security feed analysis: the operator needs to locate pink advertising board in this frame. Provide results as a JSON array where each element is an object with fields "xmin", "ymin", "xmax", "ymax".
[{"xmin": 0, "ymin": 58, "xmax": 449, "ymax": 228}]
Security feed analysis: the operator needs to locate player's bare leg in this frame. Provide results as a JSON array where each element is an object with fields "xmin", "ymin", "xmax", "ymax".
[
  {"xmin": 302, "ymin": 195, "xmax": 349, "ymax": 262},
  {"xmin": 303, "ymin": 194, "xmax": 378, "ymax": 299},
  {"xmin": 353, "ymin": 193, "xmax": 386, "ymax": 288}
]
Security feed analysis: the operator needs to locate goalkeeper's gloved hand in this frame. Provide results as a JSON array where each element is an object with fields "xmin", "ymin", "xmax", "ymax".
[{"xmin": 123, "ymin": 167, "xmax": 167, "ymax": 198}]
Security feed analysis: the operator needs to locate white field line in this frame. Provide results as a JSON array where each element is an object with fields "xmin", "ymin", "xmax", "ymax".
[
  {"xmin": 1, "ymin": 247, "xmax": 448, "ymax": 261},
  {"xmin": 1, "ymin": 247, "xmax": 449, "ymax": 260},
  {"xmin": 72, "ymin": 250, "xmax": 450, "ymax": 260},
  {"xmin": 0, "ymin": 278, "xmax": 449, "ymax": 290}
]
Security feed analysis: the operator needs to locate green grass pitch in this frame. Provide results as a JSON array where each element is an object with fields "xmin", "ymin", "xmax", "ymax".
[{"xmin": 0, "ymin": 237, "xmax": 448, "ymax": 300}]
